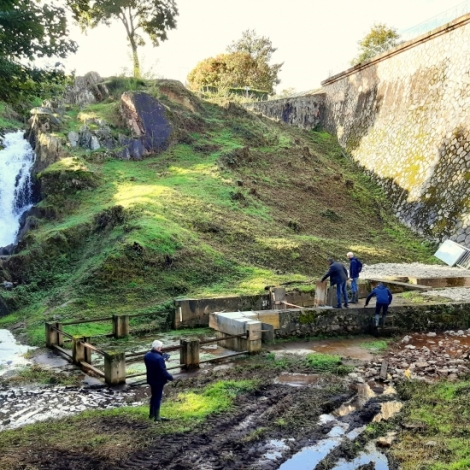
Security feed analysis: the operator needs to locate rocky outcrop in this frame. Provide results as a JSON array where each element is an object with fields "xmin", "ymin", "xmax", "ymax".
[
  {"xmin": 64, "ymin": 72, "xmax": 109, "ymax": 106},
  {"xmin": 119, "ymin": 91, "xmax": 172, "ymax": 159},
  {"xmin": 158, "ymin": 80, "xmax": 202, "ymax": 113}
]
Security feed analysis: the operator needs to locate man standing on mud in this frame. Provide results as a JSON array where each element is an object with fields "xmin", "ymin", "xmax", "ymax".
[
  {"xmin": 347, "ymin": 251, "xmax": 362, "ymax": 304},
  {"xmin": 321, "ymin": 258, "xmax": 349, "ymax": 308},
  {"xmin": 144, "ymin": 340, "xmax": 174, "ymax": 421}
]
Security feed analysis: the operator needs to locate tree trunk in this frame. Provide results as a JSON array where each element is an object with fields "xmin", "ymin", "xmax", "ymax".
[{"xmin": 130, "ymin": 40, "xmax": 141, "ymax": 78}]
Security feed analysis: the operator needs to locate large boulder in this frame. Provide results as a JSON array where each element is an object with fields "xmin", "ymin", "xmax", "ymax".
[
  {"xmin": 120, "ymin": 91, "xmax": 172, "ymax": 159},
  {"xmin": 64, "ymin": 72, "xmax": 109, "ymax": 106},
  {"xmin": 30, "ymin": 132, "xmax": 68, "ymax": 173}
]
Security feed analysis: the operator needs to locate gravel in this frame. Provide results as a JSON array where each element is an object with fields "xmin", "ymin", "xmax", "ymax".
[
  {"xmin": 361, "ymin": 263, "xmax": 470, "ymax": 279},
  {"xmin": 423, "ymin": 288, "xmax": 470, "ymax": 302}
]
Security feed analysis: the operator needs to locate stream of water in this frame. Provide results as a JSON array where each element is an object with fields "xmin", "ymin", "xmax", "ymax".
[{"xmin": 0, "ymin": 131, "xmax": 35, "ymax": 248}]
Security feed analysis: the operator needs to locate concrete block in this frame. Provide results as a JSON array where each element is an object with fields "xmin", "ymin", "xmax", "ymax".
[
  {"xmin": 315, "ymin": 281, "xmax": 328, "ymax": 306},
  {"xmin": 262, "ymin": 323, "xmax": 275, "ymax": 344},
  {"xmin": 72, "ymin": 336, "xmax": 91, "ymax": 365},
  {"xmin": 247, "ymin": 321, "xmax": 262, "ymax": 340},
  {"xmin": 104, "ymin": 352, "xmax": 126, "ymax": 385},
  {"xmin": 45, "ymin": 322, "xmax": 63, "ymax": 348},
  {"xmin": 180, "ymin": 339, "xmax": 200, "ymax": 369},
  {"xmin": 254, "ymin": 311, "xmax": 280, "ymax": 329}
]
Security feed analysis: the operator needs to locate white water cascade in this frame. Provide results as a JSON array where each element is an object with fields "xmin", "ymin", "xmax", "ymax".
[{"xmin": 0, "ymin": 131, "xmax": 35, "ymax": 248}]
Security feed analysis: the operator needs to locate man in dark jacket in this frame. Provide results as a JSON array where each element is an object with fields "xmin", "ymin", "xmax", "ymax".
[
  {"xmin": 365, "ymin": 283, "xmax": 393, "ymax": 327},
  {"xmin": 144, "ymin": 340, "xmax": 174, "ymax": 421},
  {"xmin": 321, "ymin": 258, "xmax": 349, "ymax": 308},
  {"xmin": 347, "ymin": 252, "xmax": 363, "ymax": 304}
]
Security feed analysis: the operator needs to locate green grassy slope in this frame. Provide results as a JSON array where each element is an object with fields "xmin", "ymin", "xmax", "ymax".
[{"xmin": 0, "ymin": 79, "xmax": 437, "ymax": 343}]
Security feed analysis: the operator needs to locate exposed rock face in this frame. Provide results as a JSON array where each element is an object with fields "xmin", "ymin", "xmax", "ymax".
[
  {"xmin": 64, "ymin": 72, "xmax": 109, "ymax": 106},
  {"xmin": 120, "ymin": 91, "xmax": 172, "ymax": 159},
  {"xmin": 30, "ymin": 133, "xmax": 68, "ymax": 174},
  {"xmin": 158, "ymin": 80, "xmax": 201, "ymax": 113}
]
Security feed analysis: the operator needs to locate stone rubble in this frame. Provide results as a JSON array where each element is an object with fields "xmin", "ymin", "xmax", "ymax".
[{"xmin": 350, "ymin": 329, "xmax": 470, "ymax": 384}]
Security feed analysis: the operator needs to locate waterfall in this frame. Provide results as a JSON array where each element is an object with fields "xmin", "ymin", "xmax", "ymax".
[{"xmin": 0, "ymin": 131, "xmax": 35, "ymax": 248}]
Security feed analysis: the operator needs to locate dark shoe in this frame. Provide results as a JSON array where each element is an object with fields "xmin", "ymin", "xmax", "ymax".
[
  {"xmin": 335, "ymin": 305, "xmax": 342, "ymax": 309},
  {"xmin": 155, "ymin": 416, "xmax": 170, "ymax": 422},
  {"xmin": 344, "ymin": 304, "xmax": 349, "ymax": 308}
]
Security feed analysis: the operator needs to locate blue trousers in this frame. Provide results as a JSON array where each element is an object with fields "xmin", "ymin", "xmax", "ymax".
[
  {"xmin": 351, "ymin": 277, "xmax": 358, "ymax": 294},
  {"xmin": 336, "ymin": 281, "xmax": 348, "ymax": 307},
  {"xmin": 149, "ymin": 384, "xmax": 164, "ymax": 419}
]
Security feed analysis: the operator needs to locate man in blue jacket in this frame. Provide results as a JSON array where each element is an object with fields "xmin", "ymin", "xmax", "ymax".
[
  {"xmin": 321, "ymin": 258, "xmax": 349, "ymax": 308},
  {"xmin": 144, "ymin": 340, "xmax": 174, "ymax": 421},
  {"xmin": 347, "ymin": 252, "xmax": 363, "ymax": 304},
  {"xmin": 365, "ymin": 283, "xmax": 393, "ymax": 327}
]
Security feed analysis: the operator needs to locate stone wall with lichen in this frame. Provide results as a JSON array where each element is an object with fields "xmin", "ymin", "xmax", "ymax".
[
  {"xmin": 321, "ymin": 15, "xmax": 470, "ymax": 244},
  {"xmin": 277, "ymin": 303, "xmax": 470, "ymax": 337},
  {"xmin": 245, "ymin": 93, "xmax": 325, "ymax": 130}
]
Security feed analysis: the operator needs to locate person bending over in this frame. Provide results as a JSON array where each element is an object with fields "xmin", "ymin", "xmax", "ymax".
[
  {"xmin": 365, "ymin": 282, "xmax": 393, "ymax": 327},
  {"xmin": 321, "ymin": 258, "xmax": 349, "ymax": 309}
]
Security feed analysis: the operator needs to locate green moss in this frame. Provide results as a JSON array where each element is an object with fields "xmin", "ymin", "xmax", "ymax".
[{"xmin": 299, "ymin": 310, "xmax": 321, "ymax": 324}]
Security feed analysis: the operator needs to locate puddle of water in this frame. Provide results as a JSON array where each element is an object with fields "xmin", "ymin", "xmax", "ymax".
[
  {"xmin": 278, "ymin": 417, "xmax": 348, "ymax": 469},
  {"xmin": 399, "ymin": 332, "xmax": 470, "ymax": 356},
  {"xmin": 0, "ymin": 329, "xmax": 35, "ymax": 372},
  {"xmin": 33, "ymin": 352, "xmax": 69, "ymax": 369},
  {"xmin": 334, "ymin": 383, "xmax": 377, "ymax": 417},
  {"xmin": 373, "ymin": 401, "xmax": 403, "ymax": 422},
  {"xmin": 272, "ymin": 337, "xmax": 376, "ymax": 361},
  {"xmin": 330, "ymin": 442, "xmax": 389, "ymax": 470},
  {"xmin": 278, "ymin": 438, "xmax": 343, "ymax": 470},
  {"xmin": 274, "ymin": 373, "xmax": 320, "ymax": 387},
  {"xmin": 261, "ymin": 439, "xmax": 290, "ymax": 461}
]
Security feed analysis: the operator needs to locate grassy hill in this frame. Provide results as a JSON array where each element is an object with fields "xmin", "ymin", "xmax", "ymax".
[{"xmin": 0, "ymin": 79, "xmax": 436, "ymax": 344}]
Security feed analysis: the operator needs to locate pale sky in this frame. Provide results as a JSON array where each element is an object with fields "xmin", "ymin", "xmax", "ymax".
[{"xmin": 63, "ymin": 0, "xmax": 468, "ymax": 93}]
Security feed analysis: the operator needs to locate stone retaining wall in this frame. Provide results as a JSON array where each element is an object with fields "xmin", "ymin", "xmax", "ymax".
[
  {"xmin": 245, "ymin": 93, "xmax": 325, "ymax": 130},
  {"xmin": 277, "ymin": 303, "xmax": 470, "ymax": 337},
  {"xmin": 321, "ymin": 14, "xmax": 470, "ymax": 243}
]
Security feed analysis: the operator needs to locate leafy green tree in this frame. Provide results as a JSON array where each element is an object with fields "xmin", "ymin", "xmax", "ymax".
[
  {"xmin": 0, "ymin": 0, "xmax": 77, "ymax": 106},
  {"xmin": 187, "ymin": 52, "xmax": 261, "ymax": 92},
  {"xmin": 187, "ymin": 30, "xmax": 282, "ymax": 94},
  {"xmin": 68, "ymin": 0, "xmax": 178, "ymax": 78},
  {"xmin": 227, "ymin": 29, "xmax": 282, "ymax": 92},
  {"xmin": 351, "ymin": 23, "xmax": 400, "ymax": 65}
]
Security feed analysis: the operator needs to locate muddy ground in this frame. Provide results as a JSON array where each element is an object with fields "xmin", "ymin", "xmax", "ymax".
[{"xmin": 0, "ymin": 351, "xmax": 402, "ymax": 470}]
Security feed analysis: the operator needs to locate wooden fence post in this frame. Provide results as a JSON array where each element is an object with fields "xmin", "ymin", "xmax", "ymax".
[{"xmin": 113, "ymin": 315, "xmax": 130, "ymax": 338}]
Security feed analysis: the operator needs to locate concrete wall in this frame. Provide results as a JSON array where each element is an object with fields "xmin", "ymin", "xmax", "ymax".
[
  {"xmin": 173, "ymin": 291, "xmax": 317, "ymax": 329},
  {"xmin": 245, "ymin": 93, "xmax": 325, "ymax": 130},
  {"xmin": 277, "ymin": 303, "xmax": 470, "ymax": 337},
  {"xmin": 321, "ymin": 14, "xmax": 470, "ymax": 243}
]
